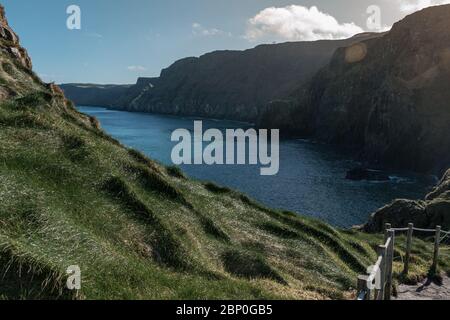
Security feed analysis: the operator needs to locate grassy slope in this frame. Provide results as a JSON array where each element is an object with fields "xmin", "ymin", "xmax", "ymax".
[{"xmin": 0, "ymin": 36, "xmax": 448, "ymax": 301}]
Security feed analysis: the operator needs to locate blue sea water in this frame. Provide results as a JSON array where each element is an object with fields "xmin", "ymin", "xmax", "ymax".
[{"xmin": 78, "ymin": 106, "xmax": 433, "ymax": 228}]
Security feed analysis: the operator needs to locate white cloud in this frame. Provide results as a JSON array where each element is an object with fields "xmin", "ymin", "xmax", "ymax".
[
  {"xmin": 245, "ymin": 5, "xmax": 364, "ymax": 42},
  {"xmin": 397, "ymin": 0, "xmax": 450, "ymax": 13},
  {"xmin": 192, "ymin": 23, "xmax": 231, "ymax": 37},
  {"xmin": 127, "ymin": 65, "xmax": 147, "ymax": 72}
]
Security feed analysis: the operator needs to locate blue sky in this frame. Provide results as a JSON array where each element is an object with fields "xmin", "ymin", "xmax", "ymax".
[{"xmin": 1, "ymin": 0, "xmax": 446, "ymax": 84}]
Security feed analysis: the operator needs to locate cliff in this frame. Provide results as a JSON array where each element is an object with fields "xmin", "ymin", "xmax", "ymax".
[
  {"xmin": 61, "ymin": 35, "xmax": 380, "ymax": 122},
  {"xmin": 258, "ymin": 5, "xmax": 450, "ymax": 174}
]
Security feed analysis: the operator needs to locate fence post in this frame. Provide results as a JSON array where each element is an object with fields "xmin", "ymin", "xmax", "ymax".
[
  {"xmin": 403, "ymin": 223, "xmax": 414, "ymax": 275},
  {"xmin": 384, "ymin": 223, "xmax": 392, "ymax": 242},
  {"xmin": 357, "ymin": 275, "xmax": 370, "ymax": 300},
  {"xmin": 385, "ymin": 230, "xmax": 395, "ymax": 300},
  {"xmin": 432, "ymin": 226, "xmax": 441, "ymax": 274},
  {"xmin": 377, "ymin": 244, "xmax": 387, "ymax": 300}
]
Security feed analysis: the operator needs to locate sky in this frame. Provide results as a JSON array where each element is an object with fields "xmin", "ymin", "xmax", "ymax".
[{"xmin": 2, "ymin": 0, "xmax": 449, "ymax": 84}]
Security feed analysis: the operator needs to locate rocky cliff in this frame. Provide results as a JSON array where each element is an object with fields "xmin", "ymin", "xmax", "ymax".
[
  {"xmin": 0, "ymin": 5, "xmax": 35, "ymax": 102},
  {"xmin": 258, "ymin": 5, "xmax": 450, "ymax": 174},
  {"xmin": 364, "ymin": 169, "xmax": 450, "ymax": 232},
  {"xmin": 0, "ymin": 6, "xmax": 31, "ymax": 71},
  {"xmin": 61, "ymin": 35, "xmax": 379, "ymax": 122}
]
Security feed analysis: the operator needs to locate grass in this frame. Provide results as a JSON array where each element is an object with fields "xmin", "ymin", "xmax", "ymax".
[
  {"xmin": 198, "ymin": 215, "xmax": 230, "ymax": 242},
  {"xmin": 259, "ymin": 222, "xmax": 300, "ymax": 239},
  {"xmin": 125, "ymin": 163, "xmax": 191, "ymax": 208},
  {"xmin": 2, "ymin": 62, "xmax": 14, "ymax": 76},
  {"xmin": 102, "ymin": 175, "xmax": 189, "ymax": 269},
  {"xmin": 15, "ymin": 91, "xmax": 52, "ymax": 108},
  {"xmin": 221, "ymin": 250, "xmax": 287, "ymax": 284},
  {"xmin": 204, "ymin": 182, "xmax": 233, "ymax": 194},
  {"xmin": 0, "ymin": 39, "xmax": 449, "ymax": 300},
  {"xmin": 166, "ymin": 165, "xmax": 187, "ymax": 180},
  {"xmin": 0, "ymin": 244, "xmax": 75, "ymax": 300}
]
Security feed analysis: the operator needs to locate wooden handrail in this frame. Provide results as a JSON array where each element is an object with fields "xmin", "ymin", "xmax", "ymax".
[
  {"xmin": 356, "ymin": 223, "xmax": 445, "ymax": 300},
  {"xmin": 357, "ymin": 231, "xmax": 394, "ymax": 300}
]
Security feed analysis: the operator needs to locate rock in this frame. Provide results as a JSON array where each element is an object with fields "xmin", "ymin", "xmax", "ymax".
[
  {"xmin": 59, "ymin": 83, "xmax": 134, "ymax": 107},
  {"xmin": 346, "ymin": 167, "xmax": 390, "ymax": 181},
  {"xmin": 364, "ymin": 169, "xmax": 450, "ymax": 232},
  {"xmin": 426, "ymin": 200, "xmax": 450, "ymax": 229},
  {"xmin": 426, "ymin": 169, "xmax": 450, "ymax": 200},
  {"xmin": 0, "ymin": 5, "xmax": 32, "ymax": 70},
  {"xmin": 364, "ymin": 200, "xmax": 427, "ymax": 233}
]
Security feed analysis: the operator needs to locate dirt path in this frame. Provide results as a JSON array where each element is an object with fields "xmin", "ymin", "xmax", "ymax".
[{"xmin": 395, "ymin": 276, "xmax": 450, "ymax": 300}]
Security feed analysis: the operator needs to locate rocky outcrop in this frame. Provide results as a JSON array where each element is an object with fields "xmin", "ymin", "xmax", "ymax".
[
  {"xmin": 259, "ymin": 5, "xmax": 450, "ymax": 174},
  {"xmin": 0, "ymin": 4, "xmax": 38, "ymax": 103},
  {"xmin": 364, "ymin": 169, "xmax": 450, "ymax": 232},
  {"xmin": 61, "ymin": 34, "xmax": 379, "ymax": 122},
  {"xmin": 0, "ymin": 5, "xmax": 32, "ymax": 70},
  {"xmin": 426, "ymin": 170, "xmax": 450, "ymax": 201}
]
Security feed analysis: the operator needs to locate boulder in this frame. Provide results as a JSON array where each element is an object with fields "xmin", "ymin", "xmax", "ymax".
[
  {"xmin": 364, "ymin": 169, "xmax": 450, "ymax": 232},
  {"xmin": 364, "ymin": 200, "xmax": 427, "ymax": 232}
]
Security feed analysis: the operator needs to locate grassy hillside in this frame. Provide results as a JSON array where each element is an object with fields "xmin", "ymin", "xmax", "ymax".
[{"xmin": 0, "ymin": 8, "xmax": 448, "ymax": 300}]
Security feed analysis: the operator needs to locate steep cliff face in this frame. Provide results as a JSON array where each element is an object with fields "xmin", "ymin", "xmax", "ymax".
[
  {"xmin": 61, "ymin": 34, "xmax": 379, "ymax": 122},
  {"xmin": 259, "ymin": 5, "xmax": 450, "ymax": 174},
  {"xmin": 365, "ymin": 169, "xmax": 450, "ymax": 232},
  {"xmin": 126, "ymin": 38, "xmax": 381, "ymax": 121}
]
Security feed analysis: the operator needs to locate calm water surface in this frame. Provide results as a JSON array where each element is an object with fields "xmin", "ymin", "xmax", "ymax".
[{"xmin": 78, "ymin": 106, "xmax": 433, "ymax": 228}]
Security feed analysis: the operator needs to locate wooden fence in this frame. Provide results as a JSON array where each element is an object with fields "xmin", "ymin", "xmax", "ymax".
[{"xmin": 357, "ymin": 223, "xmax": 449, "ymax": 301}]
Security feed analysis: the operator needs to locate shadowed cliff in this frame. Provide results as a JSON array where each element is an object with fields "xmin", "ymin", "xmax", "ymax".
[
  {"xmin": 258, "ymin": 5, "xmax": 450, "ymax": 174},
  {"xmin": 61, "ymin": 34, "xmax": 380, "ymax": 122}
]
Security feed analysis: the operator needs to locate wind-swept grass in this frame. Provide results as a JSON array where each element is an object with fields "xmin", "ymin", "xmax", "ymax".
[
  {"xmin": 166, "ymin": 165, "xmax": 187, "ymax": 180},
  {"xmin": 221, "ymin": 250, "xmax": 287, "ymax": 284},
  {"xmin": 0, "ymin": 44, "xmax": 448, "ymax": 300}
]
